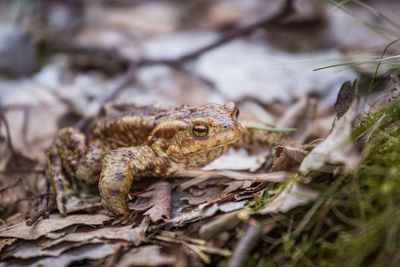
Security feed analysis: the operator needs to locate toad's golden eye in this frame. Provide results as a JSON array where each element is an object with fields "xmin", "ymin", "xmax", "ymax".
[{"xmin": 191, "ymin": 123, "xmax": 209, "ymax": 137}]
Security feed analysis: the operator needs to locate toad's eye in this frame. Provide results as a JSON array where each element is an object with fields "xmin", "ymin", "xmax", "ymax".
[
  {"xmin": 235, "ymin": 108, "xmax": 240, "ymax": 119},
  {"xmin": 191, "ymin": 123, "xmax": 209, "ymax": 138}
]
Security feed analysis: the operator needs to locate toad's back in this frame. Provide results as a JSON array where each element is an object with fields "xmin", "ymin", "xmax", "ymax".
[{"xmin": 91, "ymin": 103, "xmax": 172, "ymax": 148}]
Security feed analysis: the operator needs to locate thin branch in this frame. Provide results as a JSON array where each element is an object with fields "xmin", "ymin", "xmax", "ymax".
[
  {"xmin": 99, "ymin": 64, "xmax": 138, "ymax": 107},
  {"xmin": 26, "ymin": 182, "xmax": 50, "ymax": 226},
  {"xmin": 0, "ymin": 178, "xmax": 22, "ymax": 193}
]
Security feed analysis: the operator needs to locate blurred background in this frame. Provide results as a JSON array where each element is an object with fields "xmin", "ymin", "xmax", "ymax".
[
  {"xmin": 1, "ymin": 0, "xmax": 399, "ymax": 161},
  {"xmin": 1, "ymin": 1, "xmax": 400, "ymax": 266}
]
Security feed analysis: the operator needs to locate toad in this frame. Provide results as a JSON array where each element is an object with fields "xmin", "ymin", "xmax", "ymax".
[{"xmin": 46, "ymin": 102, "xmax": 243, "ymax": 224}]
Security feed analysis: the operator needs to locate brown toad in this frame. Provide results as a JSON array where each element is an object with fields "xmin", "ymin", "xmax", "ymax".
[{"xmin": 46, "ymin": 102, "xmax": 243, "ymax": 223}]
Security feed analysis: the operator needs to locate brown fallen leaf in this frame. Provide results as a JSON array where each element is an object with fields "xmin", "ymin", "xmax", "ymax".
[
  {"xmin": 115, "ymin": 245, "xmax": 176, "ymax": 267},
  {"xmin": 4, "ymin": 239, "xmax": 81, "ymax": 259},
  {"xmin": 0, "ymin": 238, "xmax": 17, "ymax": 253},
  {"xmin": 43, "ymin": 225, "xmax": 145, "ymax": 248},
  {"xmin": 182, "ymin": 179, "xmax": 262, "ymax": 207},
  {"xmin": 183, "ymin": 186, "xmax": 224, "ymax": 205},
  {"xmin": 334, "ymin": 81, "xmax": 356, "ymax": 119},
  {"xmin": 271, "ymin": 146, "xmax": 308, "ymax": 172},
  {"xmin": 278, "ymin": 95, "xmax": 320, "ymax": 144},
  {"xmin": 0, "ymin": 214, "xmax": 110, "ymax": 240},
  {"xmin": 1, "ymin": 243, "xmax": 119, "ymax": 267},
  {"xmin": 141, "ymin": 182, "xmax": 171, "ymax": 222}
]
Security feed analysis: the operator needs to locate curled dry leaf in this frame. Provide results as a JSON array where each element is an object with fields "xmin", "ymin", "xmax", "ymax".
[
  {"xmin": 299, "ymin": 84, "xmax": 360, "ymax": 174},
  {"xmin": 0, "ymin": 214, "xmax": 110, "ymax": 240}
]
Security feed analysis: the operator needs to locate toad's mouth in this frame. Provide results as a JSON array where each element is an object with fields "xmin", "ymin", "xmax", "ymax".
[{"xmin": 188, "ymin": 136, "xmax": 241, "ymax": 155}]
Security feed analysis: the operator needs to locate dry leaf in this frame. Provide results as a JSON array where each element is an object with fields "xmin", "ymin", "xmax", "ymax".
[
  {"xmin": 271, "ymin": 146, "xmax": 308, "ymax": 172},
  {"xmin": 141, "ymin": 182, "xmax": 171, "ymax": 222},
  {"xmin": 182, "ymin": 186, "xmax": 224, "ymax": 206},
  {"xmin": 2, "ymin": 243, "xmax": 119, "ymax": 267},
  {"xmin": 0, "ymin": 238, "xmax": 17, "ymax": 253},
  {"xmin": 277, "ymin": 95, "xmax": 319, "ymax": 144},
  {"xmin": 44, "ymin": 225, "xmax": 145, "ymax": 248},
  {"xmin": 169, "ymin": 203, "xmax": 219, "ymax": 228},
  {"xmin": 218, "ymin": 201, "xmax": 246, "ymax": 213},
  {"xmin": 5, "ymin": 240, "xmax": 80, "ymax": 259},
  {"xmin": 116, "ymin": 245, "xmax": 176, "ymax": 267},
  {"xmin": 299, "ymin": 87, "xmax": 360, "ymax": 174},
  {"xmin": 196, "ymin": 41, "xmax": 358, "ymax": 106},
  {"xmin": 105, "ymin": 2, "xmax": 179, "ymax": 35},
  {"xmin": 0, "ymin": 214, "xmax": 110, "ymax": 240},
  {"xmin": 257, "ymin": 182, "xmax": 319, "ymax": 215},
  {"xmin": 202, "ymin": 148, "xmax": 269, "ymax": 171}
]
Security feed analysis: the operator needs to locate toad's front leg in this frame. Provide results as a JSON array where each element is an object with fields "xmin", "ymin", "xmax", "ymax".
[
  {"xmin": 46, "ymin": 127, "xmax": 105, "ymax": 214},
  {"xmin": 99, "ymin": 146, "xmax": 175, "ymax": 224}
]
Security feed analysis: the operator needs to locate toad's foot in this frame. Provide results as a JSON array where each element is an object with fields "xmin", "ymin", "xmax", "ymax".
[
  {"xmin": 109, "ymin": 211, "xmax": 130, "ymax": 226},
  {"xmin": 100, "ymin": 196, "xmax": 130, "ymax": 225}
]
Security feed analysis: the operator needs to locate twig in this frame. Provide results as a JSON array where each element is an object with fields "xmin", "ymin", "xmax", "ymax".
[
  {"xmin": 26, "ymin": 182, "xmax": 50, "ymax": 226},
  {"xmin": 99, "ymin": 63, "xmax": 137, "ymax": 107},
  {"xmin": 0, "ymin": 178, "xmax": 22, "ymax": 193},
  {"xmin": 227, "ymin": 223, "xmax": 263, "ymax": 267}
]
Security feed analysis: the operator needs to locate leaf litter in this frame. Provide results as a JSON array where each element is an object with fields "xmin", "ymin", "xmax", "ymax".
[{"xmin": 0, "ymin": 0, "xmax": 397, "ymax": 265}]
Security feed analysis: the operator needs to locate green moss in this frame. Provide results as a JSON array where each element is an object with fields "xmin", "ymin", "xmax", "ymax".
[{"xmin": 249, "ymin": 97, "xmax": 400, "ymax": 266}]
